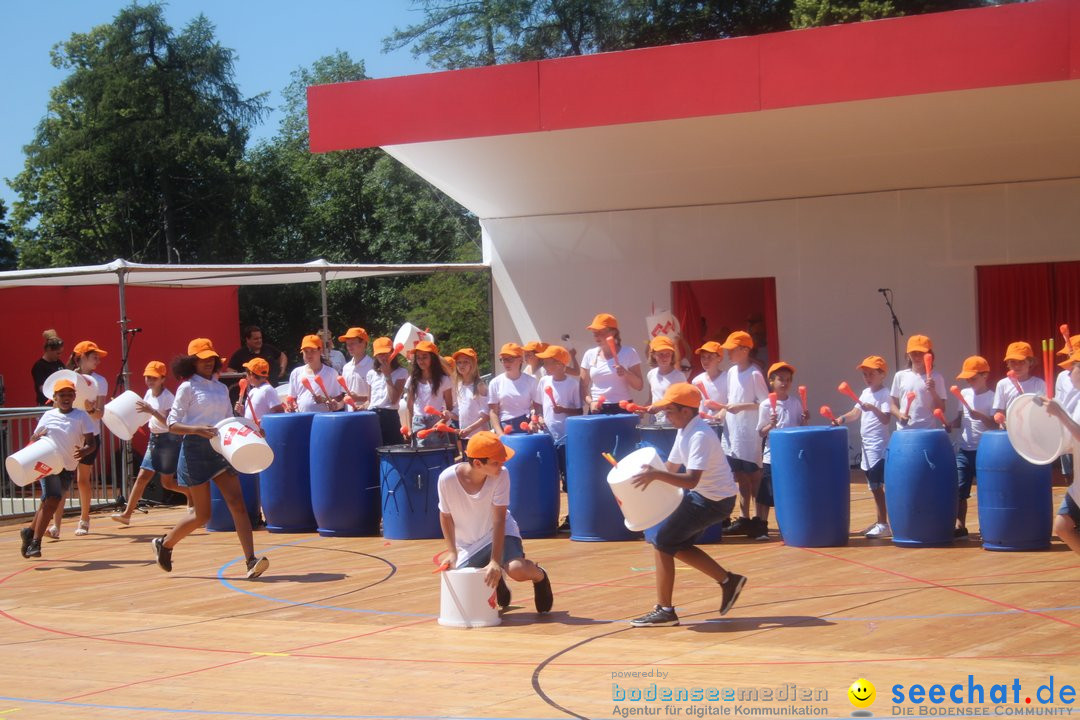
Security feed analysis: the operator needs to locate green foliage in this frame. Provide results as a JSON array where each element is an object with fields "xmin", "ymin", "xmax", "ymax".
[
  {"xmin": 0, "ymin": 199, "xmax": 15, "ymax": 270},
  {"xmin": 792, "ymin": 0, "xmax": 983, "ymax": 27},
  {"xmin": 10, "ymin": 3, "xmax": 265, "ymax": 267}
]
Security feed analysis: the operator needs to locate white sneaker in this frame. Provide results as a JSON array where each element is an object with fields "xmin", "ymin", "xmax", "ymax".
[
  {"xmin": 74, "ymin": 520, "xmax": 89, "ymax": 536},
  {"xmin": 110, "ymin": 513, "xmax": 130, "ymax": 526},
  {"xmin": 865, "ymin": 522, "xmax": 891, "ymax": 538}
]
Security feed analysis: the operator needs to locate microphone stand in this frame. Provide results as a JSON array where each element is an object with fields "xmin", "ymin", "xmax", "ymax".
[{"xmin": 879, "ymin": 289, "xmax": 904, "ymax": 371}]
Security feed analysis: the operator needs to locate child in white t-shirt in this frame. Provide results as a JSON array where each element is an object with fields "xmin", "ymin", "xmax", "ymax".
[
  {"xmin": 580, "ymin": 313, "xmax": 643, "ymax": 413},
  {"xmin": 754, "ymin": 362, "xmax": 809, "ymax": 540},
  {"xmin": 488, "ymin": 343, "xmax": 540, "ymax": 435},
  {"xmin": 627, "ymin": 383, "xmax": 745, "ymax": 627},
  {"xmin": 437, "ymin": 432, "xmax": 553, "ymax": 614},
  {"xmin": 1045, "ymin": 350, "xmax": 1080, "ymax": 557},
  {"xmin": 890, "ymin": 334, "xmax": 945, "ymax": 430},
  {"xmin": 288, "ymin": 334, "xmax": 344, "ymax": 413},
  {"xmin": 405, "ymin": 340, "xmax": 454, "ymax": 446},
  {"xmin": 834, "ymin": 356, "xmax": 893, "ymax": 538},
  {"xmin": 691, "ymin": 340, "xmax": 729, "ymax": 428},
  {"xmin": 992, "ymin": 341, "xmax": 1047, "ymax": 420},
  {"xmin": 535, "ymin": 345, "xmax": 583, "ymax": 490},
  {"xmin": 339, "ymin": 327, "xmax": 372, "ymax": 410},
  {"xmin": 718, "ymin": 331, "xmax": 770, "ymax": 536},
  {"xmin": 951, "ymin": 356, "xmax": 996, "ymax": 538},
  {"xmin": 1056, "ymin": 334, "xmax": 1080, "ymax": 481},
  {"xmin": 646, "ymin": 336, "xmax": 686, "ymax": 425},
  {"xmin": 451, "ymin": 348, "xmax": 489, "ymax": 439}
]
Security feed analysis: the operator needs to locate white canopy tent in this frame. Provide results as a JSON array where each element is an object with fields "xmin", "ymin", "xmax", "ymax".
[{"xmin": 0, "ymin": 258, "xmax": 489, "ymax": 387}]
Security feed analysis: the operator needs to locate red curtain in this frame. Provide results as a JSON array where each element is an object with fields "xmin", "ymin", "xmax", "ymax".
[
  {"xmin": 976, "ymin": 263, "xmax": 1057, "ymax": 384},
  {"xmin": 672, "ymin": 281, "xmax": 704, "ymax": 372},
  {"xmin": 1052, "ymin": 261, "xmax": 1080, "ymax": 353}
]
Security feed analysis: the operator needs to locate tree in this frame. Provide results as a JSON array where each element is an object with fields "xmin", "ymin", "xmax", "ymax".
[
  {"xmin": 791, "ymin": 0, "xmax": 981, "ymax": 28},
  {"xmin": 11, "ymin": 3, "xmax": 265, "ymax": 267},
  {"xmin": 0, "ymin": 199, "xmax": 15, "ymax": 270}
]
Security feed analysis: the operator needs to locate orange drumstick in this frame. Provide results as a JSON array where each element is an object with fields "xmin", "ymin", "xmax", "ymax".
[
  {"xmin": 336, "ymin": 376, "xmax": 355, "ymax": 406},
  {"xmin": 519, "ymin": 421, "xmax": 531, "ymax": 431},
  {"xmin": 388, "ymin": 342, "xmax": 404, "ymax": 362},
  {"xmin": 416, "ymin": 427, "xmax": 435, "ymax": 439},
  {"xmin": 798, "ymin": 386, "xmax": 808, "ymax": 415},
  {"xmin": 618, "ymin": 400, "xmax": 630, "ymax": 410},
  {"xmin": 238, "ymin": 378, "xmax": 249, "ymax": 403},
  {"xmin": 819, "ymin": 405, "xmax": 836, "ymax": 423},
  {"xmin": 545, "ymin": 386, "xmax": 557, "ymax": 406},
  {"xmin": 596, "ymin": 395, "xmax": 606, "ymax": 406},
  {"xmin": 993, "ymin": 412, "xmax": 1005, "ymax": 426},
  {"xmin": 837, "ymin": 381, "xmax": 860, "ymax": 405},
  {"xmin": 696, "ymin": 382, "xmax": 722, "ymax": 411},
  {"xmin": 423, "ymin": 405, "xmax": 440, "ymax": 416},
  {"xmin": 923, "ymin": 353, "xmax": 934, "ymax": 378},
  {"xmin": 300, "ymin": 378, "xmax": 318, "ymax": 401},
  {"xmin": 768, "ymin": 392, "xmax": 777, "ymax": 412},
  {"xmin": 605, "ymin": 336, "xmax": 620, "ymax": 367},
  {"xmin": 933, "ymin": 408, "xmax": 948, "ymax": 427},
  {"xmin": 314, "ymin": 376, "xmax": 332, "ymax": 402},
  {"xmin": 503, "ymin": 424, "xmax": 513, "ymax": 434},
  {"xmin": 245, "ymin": 395, "xmax": 262, "ymax": 430},
  {"xmin": 601, "ymin": 452, "xmax": 618, "ymax": 467},
  {"xmin": 400, "ymin": 425, "xmax": 411, "ymax": 438},
  {"xmin": 433, "ymin": 423, "xmax": 459, "ymax": 434},
  {"xmin": 627, "ymin": 402, "xmax": 651, "ymax": 413},
  {"xmin": 1062, "ymin": 324, "xmax": 1073, "ymax": 353},
  {"xmin": 1006, "ymin": 370, "xmax": 1024, "ymax": 394},
  {"xmin": 949, "ymin": 385, "xmax": 972, "ymax": 411},
  {"xmin": 904, "ymin": 391, "xmax": 916, "ymax": 415}
]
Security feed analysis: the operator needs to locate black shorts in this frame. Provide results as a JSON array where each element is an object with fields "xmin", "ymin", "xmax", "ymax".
[{"xmin": 78, "ymin": 441, "xmax": 100, "ymax": 467}]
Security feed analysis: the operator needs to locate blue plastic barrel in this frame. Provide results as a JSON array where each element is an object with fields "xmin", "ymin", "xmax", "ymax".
[
  {"xmin": 976, "ymin": 430, "xmax": 1052, "ymax": 551},
  {"xmin": 206, "ymin": 473, "xmax": 261, "ymax": 532},
  {"xmin": 379, "ymin": 445, "xmax": 456, "ymax": 539},
  {"xmin": 884, "ymin": 429, "xmax": 957, "ymax": 547},
  {"xmin": 310, "ymin": 412, "xmax": 382, "ymax": 537},
  {"xmin": 260, "ymin": 413, "xmax": 317, "ymax": 533},
  {"xmin": 566, "ymin": 414, "xmax": 640, "ymax": 541},
  {"xmin": 638, "ymin": 425, "xmax": 677, "ymax": 459},
  {"xmin": 770, "ymin": 426, "xmax": 850, "ymax": 547},
  {"xmin": 502, "ymin": 433, "xmax": 559, "ymax": 538}
]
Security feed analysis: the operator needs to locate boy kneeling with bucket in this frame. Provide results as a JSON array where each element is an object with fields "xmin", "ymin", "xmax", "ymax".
[
  {"xmin": 628, "ymin": 383, "xmax": 747, "ymax": 627},
  {"xmin": 437, "ymin": 432, "xmax": 553, "ymax": 614}
]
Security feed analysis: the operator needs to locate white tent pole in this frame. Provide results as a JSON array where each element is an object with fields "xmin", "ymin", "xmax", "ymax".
[
  {"xmin": 320, "ymin": 270, "xmax": 329, "ymax": 340},
  {"xmin": 117, "ymin": 267, "xmax": 129, "ymax": 391}
]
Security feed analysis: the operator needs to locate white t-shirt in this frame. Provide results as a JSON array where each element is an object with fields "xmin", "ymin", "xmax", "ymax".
[
  {"xmin": 648, "ymin": 367, "xmax": 687, "ymax": 424},
  {"xmin": 367, "ymin": 366, "xmax": 408, "ymax": 409},
  {"xmin": 488, "ymin": 372, "xmax": 539, "ymax": 420},
  {"xmin": 756, "ymin": 395, "xmax": 803, "ymax": 465},
  {"xmin": 456, "ymin": 381, "xmax": 489, "ymax": 438},
  {"xmin": 168, "ymin": 374, "xmax": 231, "ymax": 428},
  {"xmin": 891, "ymin": 368, "xmax": 947, "ymax": 430},
  {"xmin": 325, "ymin": 348, "xmax": 347, "ymax": 373},
  {"xmin": 992, "ymin": 375, "xmax": 1046, "ymax": 413},
  {"xmin": 437, "ymin": 464, "xmax": 521, "ymax": 567},
  {"xmin": 406, "ymin": 375, "xmax": 454, "ymax": 415},
  {"xmin": 289, "ymin": 364, "xmax": 342, "ymax": 413},
  {"xmin": 341, "ymin": 356, "xmax": 373, "ymax": 411},
  {"xmin": 34, "ymin": 408, "xmax": 95, "ymax": 471},
  {"xmin": 722, "ymin": 364, "xmax": 770, "ymax": 463},
  {"xmin": 1068, "ymin": 401, "xmax": 1080, "ymax": 506},
  {"xmin": 668, "ymin": 416, "xmax": 737, "ymax": 501},
  {"xmin": 582, "ymin": 345, "xmax": 642, "ymax": 404},
  {"xmin": 245, "ymin": 383, "xmax": 280, "ymax": 421},
  {"xmin": 523, "ymin": 364, "xmax": 546, "ymax": 378},
  {"xmin": 142, "ymin": 388, "xmax": 175, "ymax": 434},
  {"xmin": 1057, "ymin": 370, "xmax": 1079, "ymax": 414},
  {"xmin": 692, "ymin": 370, "xmax": 729, "ymax": 415},
  {"xmin": 856, "ymin": 386, "xmax": 892, "ymax": 470},
  {"xmin": 540, "ymin": 375, "xmax": 582, "ymax": 442},
  {"xmin": 959, "ymin": 387, "xmax": 995, "ymax": 452}
]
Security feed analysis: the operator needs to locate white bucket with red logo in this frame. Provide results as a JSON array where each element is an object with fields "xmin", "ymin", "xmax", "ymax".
[
  {"xmin": 102, "ymin": 391, "xmax": 150, "ymax": 441},
  {"xmin": 607, "ymin": 446, "xmax": 683, "ymax": 531},
  {"xmin": 41, "ymin": 370, "xmax": 98, "ymax": 408},
  {"xmin": 438, "ymin": 568, "xmax": 501, "ymax": 628},
  {"xmin": 5, "ymin": 436, "xmax": 64, "ymax": 488},
  {"xmin": 210, "ymin": 418, "xmax": 274, "ymax": 474},
  {"xmin": 391, "ymin": 323, "xmax": 435, "ymax": 358}
]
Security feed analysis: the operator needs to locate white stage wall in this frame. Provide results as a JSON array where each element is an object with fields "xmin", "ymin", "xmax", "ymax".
[{"xmin": 484, "ymin": 177, "xmax": 1080, "ymax": 428}]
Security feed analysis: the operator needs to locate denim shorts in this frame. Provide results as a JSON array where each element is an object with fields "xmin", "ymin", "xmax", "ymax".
[
  {"xmin": 956, "ymin": 448, "xmax": 977, "ymax": 500},
  {"xmin": 460, "ymin": 535, "xmax": 525, "ymax": 568},
  {"xmin": 865, "ymin": 458, "xmax": 886, "ymax": 490},
  {"xmin": 727, "ymin": 456, "xmax": 760, "ymax": 474},
  {"xmin": 40, "ymin": 469, "xmax": 75, "ymax": 499},
  {"xmin": 177, "ymin": 434, "xmax": 230, "ymax": 487},
  {"xmin": 1058, "ymin": 492, "xmax": 1080, "ymax": 527},
  {"xmin": 140, "ymin": 432, "xmax": 180, "ymax": 475},
  {"xmin": 652, "ymin": 491, "xmax": 737, "ymax": 555}
]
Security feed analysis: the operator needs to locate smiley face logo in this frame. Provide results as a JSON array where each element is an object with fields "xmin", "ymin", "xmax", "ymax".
[{"xmin": 848, "ymin": 678, "xmax": 876, "ymax": 709}]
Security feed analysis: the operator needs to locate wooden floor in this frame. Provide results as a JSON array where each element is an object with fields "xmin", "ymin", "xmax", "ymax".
[{"xmin": 1, "ymin": 481, "xmax": 1078, "ymax": 720}]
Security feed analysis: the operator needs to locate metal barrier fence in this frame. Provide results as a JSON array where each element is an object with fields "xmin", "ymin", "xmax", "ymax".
[{"xmin": 1, "ymin": 407, "xmax": 131, "ymax": 520}]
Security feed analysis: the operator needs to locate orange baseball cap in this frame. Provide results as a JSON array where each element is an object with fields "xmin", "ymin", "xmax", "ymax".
[
  {"xmin": 452, "ymin": 348, "xmax": 478, "ymax": 361},
  {"xmin": 465, "ymin": 431, "xmax": 516, "ymax": 462},
  {"xmin": 695, "ymin": 341, "xmax": 723, "ymax": 355},
  {"xmin": 768, "ymin": 361, "xmax": 796, "ymax": 377},
  {"xmin": 956, "ymin": 356, "xmax": 990, "ymax": 379},
  {"xmin": 143, "ymin": 361, "xmax": 167, "ymax": 378},
  {"xmin": 499, "ymin": 342, "xmax": 523, "ymax": 358},
  {"xmin": 655, "ymin": 382, "xmax": 702, "ymax": 409},
  {"xmin": 522, "ymin": 341, "xmax": 549, "ymax": 353},
  {"xmin": 1059, "ymin": 350, "xmax": 1080, "ymax": 369},
  {"xmin": 1003, "ymin": 342, "xmax": 1034, "ymax": 361},
  {"xmin": 300, "ymin": 334, "xmax": 323, "ymax": 351},
  {"xmin": 413, "ymin": 340, "xmax": 439, "ymax": 355},
  {"xmin": 720, "ymin": 331, "xmax": 753, "ymax": 350},
  {"xmin": 372, "ymin": 337, "xmax": 393, "ymax": 355},
  {"xmin": 906, "ymin": 335, "xmax": 933, "ymax": 353},
  {"xmin": 586, "ymin": 313, "xmax": 618, "ymax": 331},
  {"xmin": 649, "ymin": 336, "xmax": 676, "ymax": 353},
  {"xmin": 856, "ymin": 356, "xmax": 888, "ymax": 372},
  {"xmin": 338, "ymin": 327, "xmax": 369, "ymax": 343},
  {"xmin": 73, "ymin": 340, "xmax": 108, "ymax": 358},
  {"xmin": 1056, "ymin": 335, "xmax": 1080, "ymax": 355},
  {"xmin": 53, "ymin": 378, "xmax": 76, "ymax": 393},
  {"xmin": 187, "ymin": 338, "xmax": 219, "ymax": 359},
  {"xmin": 243, "ymin": 358, "xmax": 270, "ymax": 376},
  {"xmin": 536, "ymin": 344, "xmax": 571, "ymax": 365}
]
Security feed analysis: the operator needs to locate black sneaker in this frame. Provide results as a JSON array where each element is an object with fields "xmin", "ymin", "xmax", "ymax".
[
  {"xmin": 151, "ymin": 535, "xmax": 172, "ymax": 572},
  {"xmin": 752, "ymin": 519, "xmax": 770, "ymax": 541},
  {"xmin": 953, "ymin": 527, "xmax": 969, "ymax": 538},
  {"xmin": 726, "ymin": 517, "xmax": 751, "ymax": 536},
  {"xmin": 495, "ymin": 576, "xmax": 511, "ymax": 608},
  {"xmin": 720, "ymin": 573, "xmax": 747, "ymax": 616},
  {"xmin": 25, "ymin": 539, "xmax": 42, "ymax": 559},
  {"xmin": 246, "ymin": 556, "xmax": 269, "ymax": 579},
  {"xmin": 630, "ymin": 605, "xmax": 679, "ymax": 627},
  {"xmin": 19, "ymin": 527, "xmax": 33, "ymax": 558},
  {"xmin": 557, "ymin": 516, "xmax": 571, "ymax": 532},
  {"xmin": 533, "ymin": 567, "xmax": 553, "ymax": 613}
]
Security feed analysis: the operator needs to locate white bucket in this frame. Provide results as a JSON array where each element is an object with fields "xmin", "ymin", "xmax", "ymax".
[
  {"xmin": 607, "ymin": 446, "xmax": 683, "ymax": 531},
  {"xmin": 210, "ymin": 417, "xmax": 274, "ymax": 473},
  {"xmin": 41, "ymin": 370, "xmax": 98, "ymax": 408},
  {"xmin": 1006, "ymin": 393, "xmax": 1074, "ymax": 465},
  {"xmin": 391, "ymin": 323, "xmax": 435, "ymax": 357},
  {"xmin": 5, "ymin": 436, "xmax": 64, "ymax": 488},
  {"xmin": 102, "ymin": 391, "xmax": 150, "ymax": 441},
  {"xmin": 438, "ymin": 568, "xmax": 501, "ymax": 628}
]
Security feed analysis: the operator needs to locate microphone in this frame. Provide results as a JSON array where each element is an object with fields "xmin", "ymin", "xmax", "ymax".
[{"xmin": 126, "ymin": 327, "xmax": 143, "ymax": 333}]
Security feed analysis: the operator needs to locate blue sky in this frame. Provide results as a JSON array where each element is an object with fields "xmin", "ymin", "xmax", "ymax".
[{"xmin": 0, "ymin": 1, "xmax": 431, "ymax": 211}]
